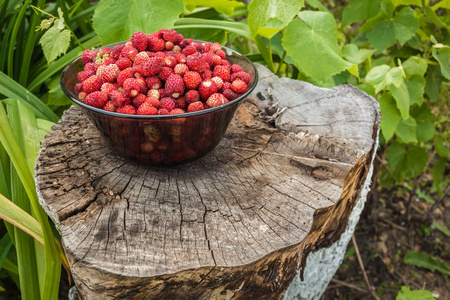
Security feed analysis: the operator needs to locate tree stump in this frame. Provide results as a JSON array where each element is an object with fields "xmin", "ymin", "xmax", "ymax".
[{"xmin": 35, "ymin": 65, "xmax": 380, "ymax": 300}]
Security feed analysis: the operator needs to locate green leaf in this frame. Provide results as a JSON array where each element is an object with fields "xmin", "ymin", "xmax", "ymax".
[
  {"xmin": 431, "ymin": 157, "xmax": 446, "ymax": 197},
  {"xmin": 396, "ymin": 117, "xmax": 417, "ymax": 143},
  {"xmin": 173, "ymin": 18, "xmax": 252, "ymax": 40},
  {"xmin": 342, "ymin": 44, "xmax": 374, "ymax": 65},
  {"xmin": 431, "ymin": 221, "xmax": 450, "ymax": 238},
  {"xmin": 46, "ymin": 75, "xmax": 72, "ymax": 107},
  {"xmin": 282, "ymin": 13, "xmax": 353, "ymax": 82},
  {"xmin": 392, "ymin": 0, "xmax": 422, "ymax": 7},
  {"xmin": 389, "ymin": 80, "xmax": 410, "ymax": 120},
  {"xmin": 184, "ymin": 0, "xmax": 245, "ymax": 16},
  {"xmin": 425, "ymin": 65, "xmax": 442, "ymax": 101},
  {"xmin": 39, "ymin": 26, "xmax": 71, "ymax": 64},
  {"xmin": 386, "ymin": 142, "xmax": 428, "ymax": 181},
  {"xmin": 248, "ymin": 0, "xmax": 304, "ymax": 38},
  {"xmin": 425, "ymin": 5, "xmax": 450, "ymax": 31},
  {"xmin": 378, "ymin": 92, "xmax": 401, "ymax": 141},
  {"xmin": 416, "ymin": 121, "xmax": 435, "ymax": 143},
  {"xmin": 435, "ymin": 137, "xmax": 450, "ymax": 158},
  {"xmin": 406, "ymin": 75, "xmax": 426, "ymax": 106},
  {"xmin": 403, "ymin": 56, "xmax": 427, "ymax": 78},
  {"xmin": 396, "ymin": 286, "xmax": 434, "ymax": 300},
  {"xmin": 305, "ymin": 0, "xmax": 329, "ymax": 12},
  {"xmin": 341, "ymin": 0, "xmax": 381, "ymax": 27},
  {"xmin": 366, "ymin": 64, "xmax": 390, "ymax": 93},
  {"xmin": 0, "ymin": 234, "xmax": 13, "ymax": 270},
  {"xmin": 432, "ymin": 46, "xmax": 450, "ymax": 80},
  {"xmin": 93, "ymin": 0, "xmax": 185, "ymax": 45},
  {"xmin": 54, "ymin": 7, "xmax": 65, "ymax": 31},
  {"xmin": 433, "ymin": 0, "xmax": 450, "ymax": 10},
  {"xmin": 366, "ymin": 7, "xmax": 419, "ymax": 52},
  {"xmin": 386, "ymin": 67, "xmax": 404, "ymax": 87},
  {"xmin": 404, "ymin": 251, "xmax": 450, "ymax": 276}
]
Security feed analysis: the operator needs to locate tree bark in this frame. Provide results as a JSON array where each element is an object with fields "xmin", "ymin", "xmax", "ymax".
[{"xmin": 36, "ymin": 64, "xmax": 380, "ymax": 299}]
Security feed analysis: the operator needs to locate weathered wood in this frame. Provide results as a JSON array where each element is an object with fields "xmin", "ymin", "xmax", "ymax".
[{"xmin": 36, "ymin": 64, "xmax": 380, "ymax": 299}]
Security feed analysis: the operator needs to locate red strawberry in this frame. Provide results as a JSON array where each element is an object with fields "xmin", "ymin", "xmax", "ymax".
[
  {"xmin": 132, "ymin": 64, "xmax": 144, "ymax": 78},
  {"xmin": 231, "ymin": 78, "xmax": 247, "ymax": 94},
  {"xmin": 182, "ymin": 45, "xmax": 197, "ymax": 56},
  {"xmin": 85, "ymin": 91, "xmax": 108, "ymax": 108},
  {"xmin": 210, "ymin": 42, "xmax": 222, "ymax": 52},
  {"xmin": 202, "ymin": 52, "xmax": 214, "ymax": 66},
  {"xmin": 74, "ymin": 83, "xmax": 84, "ymax": 94},
  {"xmin": 158, "ymin": 108, "xmax": 170, "ymax": 115},
  {"xmin": 123, "ymin": 78, "xmax": 141, "ymax": 97},
  {"xmin": 84, "ymin": 62, "xmax": 97, "ymax": 72},
  {"xmin": 81, "ymin": 49, "xmax": 96, "ymax": 65},
  {"xmin": 183, "ymin": 71, "xmax": 201, "ymax": 90},
  {"xmin": 116, "ymin": 57, "xmax": 133, "ymax": 70},
  {"xmin": 77, "ymin": 70, "xmax": 95, "ymax": 83},
  {"xmin": 165, "ymin": 74, "xmax": 185, "ymax": 98},
  {"xmin": 160, "ymin": 97, "xmax": 177, "ymax": 111},
  {"xmin": 230, "ymin": 71, "xmax": 251, "ymax": 84},
  {"xmin": 198, "ymin": 79, "xmax": 217, "ymax": 100},
  {"xmin": 187, "ymin": 101, "xmax": 204, "ymax": 112},
  {"xmin": 231, "ymin": 64, "xmax": 243, "ymax": 73},
  {"xmin": 216, "ymin": 49, "xmax": 226, "ymax": 59},
  {"xmin": 173, "ymin": 45, "xmax": 181, "ymax": 52},
  {"xmin": 185, "ymin": 90, "xmax": 200, "ymax": 103},
  {"xmin": 146, "ymin": 76, "xmax": 162, "ymax": 89},
  {"xmin": 101, "ymin": 64, "xmax": 120, "ymax": 82},
  {"xmin": 78, "ymin": 92, "xmax": 86, "ymax": 101},
  {"xmin": 137, "ymin": 101, "xmax": 158, "ymax": 115},
  {"xmin": 132, "ymin": 93, "xmax": 148, "ymax": 108},
  {"xmin": 174, "ymin": 63, "xmax": 188, "ymax": 76},
  {"xmin": 136, "ymin": 77, "xmax": 148, "ymax": 94},
  {"xmin": 211, "ymin": 77, "xmax": 223, "ymax": 90},
  {"xmin": 117, "ymin": 68, "xmax": 134, "ymax": 86},
  {"xmin": 103, "ymin": 101, "xmax": 116, "ymax": 112},
  {"xmin": 111, "ymin": 44, "xmax": 125, "ymax": 60},
  {"xmin": 159, "ymin": 67, "xmax": 174, "ymax": 81},
  {"xmin": 116, "ymin": 104, "xmax": 137, "ymax": 115},
  {"xmin": 170, "ymin": 108, "xmax": 185, "ymax": 115},
  {"xmin": 134, "ymin": 52, "xmax": 150, "ymax": 65},
  {"xmin": 212, "ymin": 54, "xmax": 222, "ymax": 66},
  {"xmin": 141, "ymin": 57, "xmax": 164, "ymax": 76},
  {"xmin": 147, "ymin": 89, "xmax": 160, "ymax": 99},
  {"xmin": 147, "ymin": 35, "xmax": 165, "ymax": 52},
  {"xmin": 176, "ymin": 96, "xmax": 187, "ymax": 109},
  {"xmin": 175, "ymin": 52, "xmax": 186, "ymax": 64},
  {"xmin": 147, "ymin": 96, "xmax": 160, "ymax": 108},
  {"xmin": 82, "ymin": 75, "xmax": 103, "ymax": 93},
  {"xmin": 110, "ymin": 90, "xmax": 129, "ymax": 107},
  {"xmin": 201, "ymin": 70, "xmax": 212, "ymax": 80},
  {"xmin": 163, "ymin": 29, "xmax": 178, "ymax": 42},
  {"xmin": 222, "ymin": 81, "xmax": 232, "ymax": 90},
  {"xmin": 121, "ymin": 45, "xmax": 138, "ymax": 61},
  {"xmin": 164, "ymin": 56, "xmax": 177, "ymax": 68},
  {"xmin": 213, "ymin": 65, "xmax": 230, "ymax": 81},
  {"xmin": 131, "ymin": 31, "xmax": 147, "ymax": 52},
  {"xmin": 165, "ymin": 41, "xmax": 174, "ymax": 50},
  {"xmin": 186, "ymin": 53, "xmax": 209, "ymax": 72},
  {"xmin": 223, "ymin": 88, "xmax": 238, "ymax": 101},
  {"xmin": 101, "ymin": 82, "xmax": 116, "ymax": 96},
  {"xmin": 206, "ymin": 93, "xmax": 228, "ymax": 108}
]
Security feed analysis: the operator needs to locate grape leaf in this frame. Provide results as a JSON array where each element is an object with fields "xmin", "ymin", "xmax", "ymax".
[
  {"xmin": 432, "ymin": 46, "xmax": 450, "ymax": 80},
  {"xmin": 435, "ymin": 137, "xmax": 450, "ymax": 158},
  {"xmin": 248, "ymin": 0, "xmax": 304, "ymax": 38},
  {"xmin": 433, "ymin": 0, "xmax": 450, "ymax": 10},
  {"xmin": 39, "ymin": 26, "xmax": 71, "ymax": 64},
  {"xmin": 378, "ymin": 92, "xmax": 401, "ymax": 141},
  {"xmin": 366, "ymin": 7, "xmax": 419, "ymax": 52},
  {"xmin": 425, "ymin": 5, "xmax": 450, "ymax": 31},
  {"xmin": 54, "ymin": 8, "xmax": 65, "ymax": 31},
  {"xmin": 184, "ymin": 0, "xmax": 245, "ymax": 16},
  {"xmin": 365, "ymin": 64, "xmax": 390, "ymax": 93},
  {"xmin": 341, "ymin": 0, "xmax": 381, "ymax": 27},
  {"xmin": 396, "ymin": 117, "xmax": 417, "ymax": 143},
  {"xmin": 93, "ymin": 0, "xmax": 184, "ymax": 45},
  {"xmin": 389, "ymin": 80, "xmax": 410, "ymax": 119},
  {"xmin": 416, "ymin": 122, "xmax": 435, "ymax": 143},
  {"xmin": 406, "ymin": 75, "xmax": 425, "ymax": 106},
  {"xmin": 386, "ymin": 142, "xmax": 428, "ymax": 181},
  {"xmin": 386, "ymin": 67, "xmax": 404, "ymax": 87},
  {"xmin": 342, "ymin": 44, "xmax": 374, "ymax": 64},
  {"xmin": 396, "ymin": 286, "xmax": 434, "ymax": 300},
  {"xmin": 403, "ymin": 56, "xmax": 427, "ymax": 78},
  {"xmin": 425, "ymin": 65, "xmax": 442, "ymax": 101},
  {"xmin": 282, "ymin": 12, "xmax": 353, "ymax": 82}
]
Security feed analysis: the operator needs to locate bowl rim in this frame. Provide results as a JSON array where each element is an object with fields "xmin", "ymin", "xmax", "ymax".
[{"xmin": 61, "ymin": 40, "xmax": 259, "ymax": 120}]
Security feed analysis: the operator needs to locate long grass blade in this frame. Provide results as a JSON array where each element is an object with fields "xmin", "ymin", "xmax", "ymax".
[
  {"xmin": 0, "ymin": 233, "xmax": 13, "ymax": 270},
  {"xmin": 0, "ymin": 73, "xmax": 59, "ymax": 122},
  {"xmin": 173, "ymin": 18, "xmax": 252, "ymax": 40}
]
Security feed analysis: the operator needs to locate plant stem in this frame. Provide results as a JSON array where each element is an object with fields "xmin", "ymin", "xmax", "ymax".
[{"xmin": 276, "ymin": 50, "xmax": 287, "ymax": 76}]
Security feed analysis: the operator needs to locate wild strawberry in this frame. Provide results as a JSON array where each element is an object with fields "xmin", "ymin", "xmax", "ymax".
[
  {"xmin": 110, "ymin": 90, "xmax": 128, "ymax": 107},
  {"xmin": 78, "ymin": 92, "xmax": 86, "ymax": 101},
  {"xmin": 141, "ymin": 57, "xmax": 164, "ymax": 76},
  {"xmin": 183, "ymin": 71, "xmax": 201, "ymax": 90},
  {"xmin": 103, "ymin": 101, "xmax": 116, "ymax": 112},
  {"xmin": 146, "ymin": 76, "xmax": 162, "ymax": 89},
  {"xmin": 186, "ymin": 53, "xmax": 209, "ymax": 72},
  {"xmin": 81, "ymin": 49, "xmax": 97, "ymax": 65},
  {"xmin": 84, "ymin": 62, "xmax": 97, "ymax": 72},
  {"xmin": 201, "ymin": 70, "xmax": 212, "ymax": 80},
  {"xmin": 147, "ymin": 96, "xmax": 160, "ymax": 108},
  {"xmin": 116, "ymin": 57, "xmax": 133, "ymax": 70},
  {"xmin": 175, "ymin": 52, "xmax": 186, "ymax": 64},
  {"xmin": 230, "ymin": 71, "xmax": 251, "ymax": 84},
  {"xmin": 74, "ymin": 83, "xmax": 84, "ymax": 94},
  {"xmin": 83, "ymin": 75, "xmax": 103, "ymax": 93},
  {"xmin": 182, "ymin": 45, "xmax": 197, "ymax": 56},
  {"xmin": 212, "ymin": 54, "xmax": 222, "ymax": 66},
  {"xmin": 174, "ymin": 63, "xmax": 188, "ymax": 76},
  {"xmin": 176, "ymin": 96, "xmax": 187, "ymax": 109},
  {"xmin": 136, "ymin": 77, "xmax": 148, "ymax": 94},
  {"xmin": 222, "ymin": 81, "xmax": 232, "ymax": 90},
  {"xmin": 211, "ymin": 77, "xmax": 223, "ymax": 90},
  {"xmin": 158, "ymin": 108, "xmax": 170, "ymax": 115},
  {"xmin": 160, "ymin": 97, "xmax": 177, "ymax": 111},
  {"xmin": 198, "ymin": 79, "xmax": 217, "ymax": 99},
  {"xmin": 117, "ymin": 68, "xmax": 134, "ymax": 86},
  {"xmin": 165, "ymin": 74, "xmax": 185, "ymax": 98},
  {"xmin": 133, "ymin": 64, "xmax": 144, "ymax": 78},
  {"xmin": 213, "ymin": 65, "xmax": 230, "ymax": 82},
  {"xmin": 206, "ymin": 93, "xmax": 228, "ymax": 108},
  {"xmin": 216, "ymin": 49, "xmax": 226, "ymax": 59},
  {"xmin": 101, "ymin": 82, "xmax": 116, "ymax": 96},
  {"xmin": 131, "ymin": 31, "xmax": 147, "ymax": 52},
  {"xmin": 137, "ymin": 101, "xmax": 158, "ymax": 115},
  {"xmin": 194, "ymin": 42, "xmax": 205, "ymax": 52},
  {"xmin": 134, "ymin": 52, "xmax": 150, "ymax": 65},
  {"xmin": 147, "ymin": 89, "xmax": 160, "ymax": 99},
  {"xmin": 102, "ymin": 47, "xmax": 112, "ymax": 56},
  {"xmin": 164, "ymin": 56, "xmax": 177, "ymax": 68},
  {"xmin": 102, "ymin": 64, "xmax": 120, "ymax": 82},
  {"xmin": 102, "ymin": 56, "xmax": 116, "ymax": 65},
  {"xmin": 121, "ymin": 45, "xmax": 139, "ymax": 61},
  {"xmin": 111, "ymin": 44, "xmax": 125, "ymax": 59},
  {"xmin": 223, "ymin": 88, "xmax": 238, "ymax": 101},
  {"xmin": 77, "ymin": 70, "xmax": 95, "ymax": 82},
  {"xmin": 159, "ymin": 67, "xmax": 174, "ymax": 81},
  {"xmin": 158, "ymin": 88, "xmax": 165, "ymax": 98},
  {"xmin": 147, "ymin": 35, "xmax": 165, "ymax": 52},
  {"xmin": 116, "ymin": 104, "xmax": 137, "ymax": 114},
  {"xmin": 154, "ymin": 51, "xmax": 165, "ymax": 59},
  {"xmin": 173, "ymin": 45, "xmax": 181, "ymax": 52},
  {"xmin": 170, "ymin": 108, "xmax": 185, "ymax": 115},
  {"xmin": 231, "ymin": 78, "xmax": 247, "ymax": 94},
  {"xmin": 202, "ymin": 52, "xmax": 214, "ymax": 66},
  {"xmin": 187, "ymin": 101, "xmax": 204, "ymax": 112},
  {"xmin": 132, "ymin": 93, "xmax": 148, "ymax": 108},
  {"xmin": 185, "ymin": 90, "xmax": 200, "ymax": 103},
  {"xmin": 123, "ymin": 78, "xmax": 141, "ymax": 97},
  {"xmin": 203, "ymin": 42, "xmax": 211, "ymax": 52},
  {"xmin": 85, "ymin": 91, "xmax": 108, "ymax": 108},
  {"xmin": 231, "ymin": 64, "xmax": 243, "ymax": 73},
  {"xmin": 210, "ymin": 42, "xmax": 222, "ymax": 53},
  {"xmin": 165, "ymin": 41, "xmax": 174, "ymax": 50},
  {"xmin": 163, "ymin": 29, "xmax": 178, "ymax": 42}
]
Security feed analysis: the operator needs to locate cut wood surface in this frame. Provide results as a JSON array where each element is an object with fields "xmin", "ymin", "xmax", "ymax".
[{"xmin": 36, "ymin": 64, "xmax": 380, "ymax": 299}]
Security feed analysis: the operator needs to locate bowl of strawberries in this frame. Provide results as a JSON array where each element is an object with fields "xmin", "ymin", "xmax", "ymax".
[{"xmin": 61, "ymin": 29, "xmax": 258, "ymax": 165}]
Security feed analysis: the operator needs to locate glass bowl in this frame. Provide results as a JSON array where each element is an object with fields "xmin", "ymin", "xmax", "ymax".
[{"xmin": 60, "ymin": 41, "xmax": 258, "ymax": 166}]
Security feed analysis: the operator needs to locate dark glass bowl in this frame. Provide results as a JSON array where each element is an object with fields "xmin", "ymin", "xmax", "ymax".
[{"xmin": 60, "ymin": 42, "xmax": 258, "ymax": 166}]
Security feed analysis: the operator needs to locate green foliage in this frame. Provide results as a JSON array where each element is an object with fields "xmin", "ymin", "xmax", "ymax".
[
  {"xmin": 396, "ymin": 286, "xmax": 435, "ymax": 300},
  {"xmin": 184, "ymin": 0, "xmax": 244, "ymax": 16},
  {"xmin": 404, "ymin": 251, "xmax": 450, "ymax": 276}
]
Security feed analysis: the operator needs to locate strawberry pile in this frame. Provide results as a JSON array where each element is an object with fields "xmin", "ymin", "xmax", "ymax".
[{"xmin": 75, "ymin": 29, "xmax": 251, "ymax": 115}]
